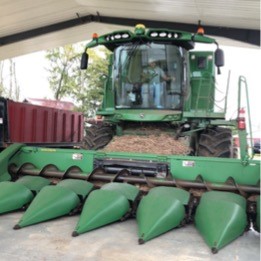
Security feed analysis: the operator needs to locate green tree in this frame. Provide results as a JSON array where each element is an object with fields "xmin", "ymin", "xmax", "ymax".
[
  {"xmin": 71, "ymin": 47, "xmax": 110, "ymax": 116},
  {"xmin": 46, "ymin": 45, "xmax": 79, "ymax": 100},
  {"xmin": 0, "ymin": 59, "xmax": 20, "ymax": 100},
  {"xmin": 45, "ymin": 44, "xmax": 110, "ymax": 116}
]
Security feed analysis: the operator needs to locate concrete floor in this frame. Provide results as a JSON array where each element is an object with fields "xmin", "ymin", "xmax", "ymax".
[{"xmin": 0, "ymin": 212, "xmax": 260, "ymax": 261}]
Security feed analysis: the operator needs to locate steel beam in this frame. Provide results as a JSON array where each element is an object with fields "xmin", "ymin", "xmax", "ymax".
[{"xmin": 0, "ymin": 14, "xmax": 260, "ymax": 46}]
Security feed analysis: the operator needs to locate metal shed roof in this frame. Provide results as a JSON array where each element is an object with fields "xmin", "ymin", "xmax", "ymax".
[{"xmin": 0, "ymin": 0, "xmax": 260, "ymax": 60}]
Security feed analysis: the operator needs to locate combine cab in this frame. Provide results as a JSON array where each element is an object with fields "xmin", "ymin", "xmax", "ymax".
[{"xmin": 0, "ymin": 24, "xmax": 259, "ymax": 254}]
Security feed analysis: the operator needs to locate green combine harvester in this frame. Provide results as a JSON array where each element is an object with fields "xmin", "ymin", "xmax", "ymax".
[{"xmin": 0, "ymin": 24, "xmax": 259, "ymax": 254}]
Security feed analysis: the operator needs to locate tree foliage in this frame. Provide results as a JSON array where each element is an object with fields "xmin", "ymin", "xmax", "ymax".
[
  {"xmin": 45, "ymin": 44, "xmax": 110, "ymax": 116},
  {"xmin": 46, "ymin": 45, "xmax": 79, "ymax": 100},
  {"xmin": 0, "ymin": 59, "xmax": 20, "ymax": 100}
]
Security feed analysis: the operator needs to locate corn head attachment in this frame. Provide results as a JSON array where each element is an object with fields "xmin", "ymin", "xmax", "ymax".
[{"xmin": 0, "ymin": 143, "xmax": 259, "ymax": 253}]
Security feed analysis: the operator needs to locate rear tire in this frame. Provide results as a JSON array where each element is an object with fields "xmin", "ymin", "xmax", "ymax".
[
  {"xmin": 82, "ymin": 124, "xmax": 114, "ymax": 150},
  {"xmin": 197, "ymin": 127, "xmax": 233, "ymax": 158}
]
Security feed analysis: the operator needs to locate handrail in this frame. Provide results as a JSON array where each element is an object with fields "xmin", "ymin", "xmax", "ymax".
[
  {"xmin": 238, "ymin": 76, "xmax": 253, "ymax": 159},
  {"xmin": 224, "ymin": 70, "xmax": 231, "ymax": 114}
]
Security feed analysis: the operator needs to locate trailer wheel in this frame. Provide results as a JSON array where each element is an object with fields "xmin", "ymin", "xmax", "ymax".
[
  {"xmin": 82, "ymin": 124, "xmax": 114, "ymax": 150},
  {"xmin": 197, "ymin": 127, "xmax": 233, "ymax": 158}
]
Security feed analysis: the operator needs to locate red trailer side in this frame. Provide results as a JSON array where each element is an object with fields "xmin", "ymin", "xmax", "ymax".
[{"xmin": 0, "ymin": 98, "xmax": 84, "ymax": 148}]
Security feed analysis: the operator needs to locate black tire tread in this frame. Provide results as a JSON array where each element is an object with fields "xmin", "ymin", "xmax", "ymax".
[
  {"xmin": 82, "ymin": 124, "xmax": 114, "ymax": 150},
  {"xmin": 198, "ymin": 127, "xmax": 233, "ymax": 158}
]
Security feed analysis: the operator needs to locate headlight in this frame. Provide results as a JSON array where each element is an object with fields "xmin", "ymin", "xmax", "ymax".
[
  {"xmin": 149, "ymin": 30, "xmax": 181, "ymax": 39},
  {"xmin": 105, "ymin": 32, "xmax": 131, "ymax": 42}
]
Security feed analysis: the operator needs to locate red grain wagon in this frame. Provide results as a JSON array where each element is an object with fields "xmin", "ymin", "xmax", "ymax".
[{"xmin": 0, "ymin": 97, "xmax": 84, "ymax": 148}]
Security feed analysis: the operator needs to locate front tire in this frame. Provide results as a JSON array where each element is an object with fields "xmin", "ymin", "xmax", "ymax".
[
  {"xmin": 197, "ymin": 127, "xmax": 233, "ymax": 158},
  {"xmin": 82, "ymin": 124, "xmax": 114, "ymax": 150}
]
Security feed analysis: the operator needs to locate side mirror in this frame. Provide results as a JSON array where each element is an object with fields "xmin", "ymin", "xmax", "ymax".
[
  {"xmin": 215, "ymin": 48, "xmax": 224, "ymax": 67},
  {"xmin": 80, "ymin": 53, "xmax": 89, "ymax": 70},
  {"xmin": 215, "ymin": 48, "xmax": 224, "ymax": 75}
]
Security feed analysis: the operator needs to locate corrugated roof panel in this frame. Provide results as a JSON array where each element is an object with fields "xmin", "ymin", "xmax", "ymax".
[
  {"xmin": 0, "ymin": 0, "xmax": 259, "ymax": 59},
  {"xmin": 0, "ymin": 23, "xmax": 130, "ymax": 60},
  {"xmin": 1, "ymin": 0, "xmax": 90, "ymax": 36}
]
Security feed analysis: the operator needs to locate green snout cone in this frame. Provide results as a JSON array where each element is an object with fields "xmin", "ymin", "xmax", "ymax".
[
  {"xmin": 0, "ymin": 181, "xmax": 33, "ymax": 214},
  {"xmin": 16, "ymin": 186, "xmax": 80, "ymax": 228},
  {"xmin": 73, "ymin": 189, "xmax": 130, "ymax": 236},
  {"xmin": 73, "ymin": 182, "xmax": 139, "ymax": 236},
  {"xmin": 137, "ymin": 187, "xmax": 190, "ymax": 243},
  {"xmin": 0, "ymin": 176, "xmax": 50, "ymax": 214},
  {"xmin": 16, "ymin": 179, "xmax": 93, "ymax": 228},
  {"xmin": 195, "ymin": 191, "xmax": 247, "ymax": 253}
]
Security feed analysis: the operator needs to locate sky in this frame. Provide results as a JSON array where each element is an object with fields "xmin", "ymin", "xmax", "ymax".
[
  {"xmin": 2, "ymin": 44, "xmax": 261, "ymax": 136},
  {"xmin": 10, "ymin": 51, "xmax": 51, "ymax": 100}
]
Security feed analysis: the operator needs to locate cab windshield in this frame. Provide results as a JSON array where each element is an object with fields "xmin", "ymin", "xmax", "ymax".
[{"xmin": 113, "ymin": 43, "xmax": 184, "ymax": 109}]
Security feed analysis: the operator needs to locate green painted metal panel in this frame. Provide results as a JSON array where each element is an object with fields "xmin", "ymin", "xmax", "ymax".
[
  {"xmin": 101, "ymin": 182, "xmax": 139, "ymax": 201},
  {"xmin": 57, "ymin": 179, "xmax": 93, "ymax": 199},
  {"xmin": 168, "ymin": 156, "xmax": 260, "ymax": 185},
  {"xmin": 195, "ymin": 191, "xmax": 247, "ymax": 253},
  {"xmin": 7, "ymin": 146, "xmax": 260, "ymax": 186},
  {"xmin": 182, "ymin": 111, "xmax": 225, "ymax": 119},
  {"xmin": 199, "ymin": 190, "xmax": 246, "ymax": 208},
  {"xmin": 0, "ymin": 143, "xmax": 24, "ymax": 181},
  {"xmin": 17, "ymin": 186, "xmax": 80, "ymax": 228},
  {"xmin": 85, "ymin": 27, "xmax": 216, "ymax": 51},
  {"xmin": 0, "ymin": 181, "xmax": 33, "ymax": 214},
  {"xmin": 9, "ymin": 146, "xmax": 95, "ymax": 174},
  {"xmin": 188, "ymin": 52, "xmax": 215, "ymax": 112},
  {"xmin": 137, "ymin": 187, "xmax": 189, "ymax": 243},
  {"xmin": 111, "ymin": 109, "xmax": 182, "ymax": 122},
  {"xmin": 73, "ymin": 189, "xmax": 130, "ymax": 236},
  {"xmin": 100, "ymin": 55, "xmax": 114, "ymax": 110},
  {"xmin": 146, "ymin": 186, "xmax": 190, "ymax": 205},
  {"xmin": 16, "ymin": 176, "xmax": 51, "ymax": 193}
]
